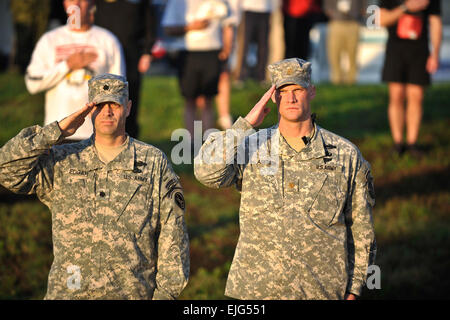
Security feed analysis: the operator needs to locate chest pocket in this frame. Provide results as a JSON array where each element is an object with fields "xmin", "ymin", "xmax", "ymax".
[
  {"xmin": 113, "ymin": 178, "xmax": 152, "ymax": 236},
  {"xmin": 240, "ymin": 161, "xmax": 283, "ymax": 241},
  {"xmin": 301, "ymin": 170, "xmax": 346, "ymax": 228},
  {"xmin": 241, "ymin": 162, "xmax": 282, "ymax": 213},
  {"xmin": 63, "ymin": 175, "xmax": 93, "ymax": 222}
]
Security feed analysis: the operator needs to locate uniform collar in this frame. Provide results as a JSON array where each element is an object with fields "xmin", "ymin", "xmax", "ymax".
[
  {"xmin": 106, "ymin": 136, "xmax": 136, "ymax": 171},
  {"xmin": 277, "ymin": 122, "xmax": 328, "ymax": 161},
  {"xmin": 79, "ymin": 135, "xmax": 136, "ymax": 171}
]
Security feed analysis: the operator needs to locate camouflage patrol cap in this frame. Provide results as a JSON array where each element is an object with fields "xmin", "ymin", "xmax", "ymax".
[
  {"xmin": 88, "ymin": 73, "xmax": 129, "ymax": 106},
  {"xmin": 268, "ymin": 58, "xmax": 312, "ymax": 89}
]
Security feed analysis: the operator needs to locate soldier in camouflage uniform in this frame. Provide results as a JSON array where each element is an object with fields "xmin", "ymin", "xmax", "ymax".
[
  {"xmin": 0, "ymin": 74, "xmax": 189, "ymax": 299},
  {"xmin": 194, "ymin": 58, "xmax": 376, "ymax": 300}
]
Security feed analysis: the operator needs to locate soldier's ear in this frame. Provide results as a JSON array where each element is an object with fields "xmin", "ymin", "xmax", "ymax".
[
  {"xmin": 126, "ymin": 100, "xmax": 132, "ymax": 117},
  {"xmin": 308, "ymin": 85, "xmax": 316, "ymax": 100}
]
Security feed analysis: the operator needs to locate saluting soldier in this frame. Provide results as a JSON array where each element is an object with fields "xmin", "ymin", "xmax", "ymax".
[
  {"xmin": 194, "ymin": 58, "xmax": 376, "ymax": 300},
  {"xmin": 0, "ymin": 74, "xmax": 189, "ymax": 300}
]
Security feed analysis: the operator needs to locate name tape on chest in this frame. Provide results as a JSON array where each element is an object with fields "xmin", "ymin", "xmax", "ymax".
[{"xmin": 69, "ymin": 169, "xmax": 89, "ymax": 176}]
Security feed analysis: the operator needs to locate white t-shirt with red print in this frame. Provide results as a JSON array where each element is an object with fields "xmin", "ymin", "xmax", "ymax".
[{"xmin": 26, "ymin": 25, "xmax": 125, "ymax": 140}]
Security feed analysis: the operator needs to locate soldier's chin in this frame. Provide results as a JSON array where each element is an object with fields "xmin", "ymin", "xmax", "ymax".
[{"xmin": 96, "ymin": 126, "xmax": 117, "ymax": 136}]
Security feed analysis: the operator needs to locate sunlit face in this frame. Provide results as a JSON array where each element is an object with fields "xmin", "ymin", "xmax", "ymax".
[
  {"xmin": 91, "ymin": 101, "xmax": 131, "ymax": 138},
  {"xmin": 272, "ymin": 84, "xmax": 315, "ymax": 123},
  {"xmin": 63, "ymin": 0, "xmax": 93, "ymax": 27}
]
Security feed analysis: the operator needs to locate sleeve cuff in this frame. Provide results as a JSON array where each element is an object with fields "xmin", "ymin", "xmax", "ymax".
[
  {"xmin": 346, "ymin": 278, "xmax": 365, "ymax": 297},
  {"xmin": 152, "ymin": 288, "xmax": 175, "ymax": 300},
  {"xmin": 232, "ymin": 116, "xmax": 254, "ymax": 131},
  {"xmin": 43, "ymin": 121, "xmax": 64, "ymax": 146}
]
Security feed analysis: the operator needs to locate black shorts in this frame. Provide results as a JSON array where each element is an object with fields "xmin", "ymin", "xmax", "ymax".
[
  {"xmin": 176, "ymin": 50, "xmax": 221, "ymax": 99},
  {"xmin": 382, "ymin": 42, "xmax": 430, "ymax": 86}
]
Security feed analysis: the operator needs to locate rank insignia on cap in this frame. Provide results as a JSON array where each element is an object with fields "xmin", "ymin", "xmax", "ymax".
[
  {"xmin": 88, "ymin": 73, "xmax": 129, "ymax": 106},
  {"xmin": 268, "ymin": 58, "xmax": 312, "ymax": 89}
]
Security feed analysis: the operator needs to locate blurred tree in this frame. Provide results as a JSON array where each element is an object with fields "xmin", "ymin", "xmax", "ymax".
[{"xmin": 10, "ymin": 0, "xmax": 50, "ymax": 73}]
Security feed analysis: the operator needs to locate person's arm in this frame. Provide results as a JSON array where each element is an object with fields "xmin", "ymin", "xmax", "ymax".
[
  {"xmin": 194, "ymin": 85, "xmax": 275, "ymax": 189},
  {"xmin": 25, "ymin": 35, "xmax": 70, "ymax": 94},
  {"xmin": 344, "ymin": 156, "xmax": 377, "ymax": 298},
  {"xmin": 219, "ymin": 24, "xmax": 234, "ymax": 61},
  {"xmin": 0, "ymin": 102, "xmax": 94, "ymax": 202},
  {"xmin": 25, "ymin": 34, "xmax": 99, "ymax": 94},
  {"xmin": 164, "ymin": 19, "xmax": 211, "ymax": 37},
  {"xmin": 143, "ymin": 0, "xmax": 157, "ymax": 55},
  {"xmin": 0, "ymin": 123, "xmax": 59, "ymax": 199},
  {"xmin": 379, "ymin": 0, "xmax": 429, "ymax": 27},
  {"xmin": 138, "ymin": 0, "xmax": 157, "ymax": 73},
  {"xmin": 426, "ymin": 14, "xmax": 442, "ymax": 74},
  {"xmin": 152, "ymin": 154, "xmax": 189, "ymax": 300}
]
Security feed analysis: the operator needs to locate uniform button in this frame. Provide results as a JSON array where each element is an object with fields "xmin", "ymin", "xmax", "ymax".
[{"xmin": 99, "ymin": 191, "xmax": 106, "ymax": 197}]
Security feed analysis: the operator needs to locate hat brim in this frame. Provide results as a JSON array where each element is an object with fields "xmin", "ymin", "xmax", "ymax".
[
  {"xmin": 275, "ymin": 78, "xmax": 310, "ymax": 89},
  {"xmin": 90, "ymin": 94, "xmax": 127, "ymax": 106}
]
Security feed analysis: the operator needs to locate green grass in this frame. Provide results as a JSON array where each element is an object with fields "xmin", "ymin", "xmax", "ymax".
[{"xmin": 0, "ymin": 71, "xmax": 449, "ymax": 299}]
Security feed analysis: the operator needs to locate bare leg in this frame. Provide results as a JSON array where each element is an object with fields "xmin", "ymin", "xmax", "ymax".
[
  {"xmin": 216, "ymin": 70, "xmax": 232, "ymax": 129},
  {"xmin": 185, "ymin": 98, "xmax": 196, "ymax": 137},
  {"xmin": 201, "ymin": 96, "xmax": 214, "ymax": 133},
  {"xmin": 388, "ymin": 82, "xmax": 406, "ymax": 145},
  {"xmin": 405, "ymin": 84, "xmax": 424, "ymax": 146}
]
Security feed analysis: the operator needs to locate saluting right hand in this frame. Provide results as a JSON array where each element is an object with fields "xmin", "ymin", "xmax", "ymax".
[
  {"xmin": 244, "ymin": 85, "xmax": 276, "ymax": 127},
  {"xmin": 58, "ymin": 102, "xmax": 96, "ymax": 138}
]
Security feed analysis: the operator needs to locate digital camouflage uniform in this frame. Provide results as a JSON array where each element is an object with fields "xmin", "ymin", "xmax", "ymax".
[
  {"xmin": 194, "ymin": 58, "xmax": 376, "ymax": 300},
  {"xmin": 0, "ymin": 74, "xmax": 189, "ymax": 299}
]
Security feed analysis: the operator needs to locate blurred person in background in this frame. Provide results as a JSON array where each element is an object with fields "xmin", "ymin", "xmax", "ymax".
[
  {"xmin": 324, "ymin": 0, "xmax": 367, "ymax": 85},
  {"xmin": 162, "ymin": 0, "xmax": 232, "ymax": 136},
  {"xmin": 214, "ymin": 0, "xmax": 240, "ymax": 130},
  {"xmin": 95, "ymin": 0, "xmax": 157, "ymax": 139},
  {"xmin": 380, "ymin": 0, "xmax": 442, "ymax": 157},
  {"xmin": 25, "ymin": 0, "xmax": 125, "ymax": 142},
  {"xmin": 267, "ymin": 0, "xmax": 286, "ymax": 79},
  {"xmin": 283, "ymin": 0, "xmax": 322, "ymax": 60},
  {"xmin": 238, "ymin": 0, "xmax": 273, "ymax": 84},
  {"xmin": 0, "ymin": 0, "xmax": 14, "ymax": 72},
  {"xmin": 199, "ymin": 0, "xmax": 240, "ymax": 130}
]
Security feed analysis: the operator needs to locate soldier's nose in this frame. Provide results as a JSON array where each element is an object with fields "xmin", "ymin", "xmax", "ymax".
[{"xmin": 288, "ymin": 92, "xmax": 296, "ymax": 103}]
